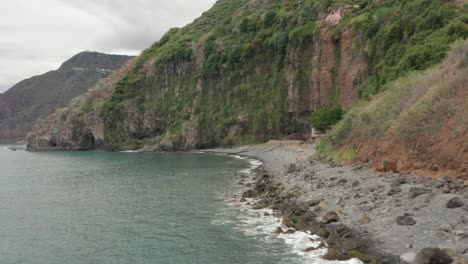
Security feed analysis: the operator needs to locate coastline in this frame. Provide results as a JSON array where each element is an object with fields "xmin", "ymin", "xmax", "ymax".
[{"xmin": 203, "ymin": 140, "xmax": 468, "ymax": 263}]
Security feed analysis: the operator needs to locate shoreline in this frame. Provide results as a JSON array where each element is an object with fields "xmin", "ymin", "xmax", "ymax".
[{"xmin": 203, "ymin": 140, "xmax": 468, "ymax": 263}]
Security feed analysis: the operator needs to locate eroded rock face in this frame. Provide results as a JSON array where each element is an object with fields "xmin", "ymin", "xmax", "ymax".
[
  {"xmin": 27, "ymin": 3, "xmax": 369, "ymax": 151},
  {"xmin": 27, "ymin": 59, "xmax": 137, "ymax": 151}
]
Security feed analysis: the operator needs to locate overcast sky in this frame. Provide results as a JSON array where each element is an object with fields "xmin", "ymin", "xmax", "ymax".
[{"xmin": 0, "ymin": 0, "xmax": 216, "ymax": 93}]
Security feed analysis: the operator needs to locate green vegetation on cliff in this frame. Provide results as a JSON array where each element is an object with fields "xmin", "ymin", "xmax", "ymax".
[
  {"xmin": 319, "ymin": 39, "xmax": 468, "ymax": 176},
  {"xmin": 99, "ymin": 0, "xmax": 466, "ymax": 149},
  {"xmin": 28, "ymin": 0, "xmax": 467, "ymax": 151}
]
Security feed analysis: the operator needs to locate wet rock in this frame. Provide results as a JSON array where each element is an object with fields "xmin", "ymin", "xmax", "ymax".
[
  {"xmin": 347, "ymin": 250, "xmax": 371, "ymax": 263},
  {"xmin": 304, "ymin": 242, "xmax": 325, "ymax": 252},
  {"xmin": 447, "ymin": 197, "xmax": 465, "ymax": 209},
  {"xmin": 274, "ymin": 227, "xmax": 284, "ymax": 234},
  {"xmin": 322, "ymin": 211, "xmax": 340, "ymax": 224},
  {"xmin": 245, "ymin": 183, "xmax": 252, "ymax": 188},
  {"xmin": 323, "ymin": 248, "xmax": 348, "ymax": 261},
  {"xmin": 414, "ymin": 248, "xmax": 453, "ymax": 264},
  {"xmin": 409, "ymin": 187, "xmax": 432, "ymax": 199},
  {"xmin": 239, "ymin": 198, "xmax": 247, "ymax": 202},
  {"xmin": 388, "ymin": 187, "xmax": 402, "ymax": 196},
  {"xmin": 242, "ymin": 189, "xmax": 257, "ymax": 198},
  {"xmin": 336, "ymin": 224, "xmax": 352, "ymax": 239},
  {"xmin": 352, "ymin": 180, "xmax": 360, "ymax": 187},
  {"xmin": 252, "ymin": 200, "xmax": 269, "ymax": 210},
  {"xmin": 318, "ymin": 228, "xmax": 331, "ymax": 238},
  {"xmin": 284, "ymin": 229, "xmax": 296, "ymax": 234},
  {"xmin": 397, "ymin": 214, "xmax": 416, "ymax": 226}
]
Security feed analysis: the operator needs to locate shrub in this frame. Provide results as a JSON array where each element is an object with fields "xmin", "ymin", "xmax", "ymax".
[
  {"xmin": 310, "ymin": 105, "xmax": 344, "ymax": 131},
  {"xmin": 289, "ymin": 22, "xmax": 318, "ymax": 45}
]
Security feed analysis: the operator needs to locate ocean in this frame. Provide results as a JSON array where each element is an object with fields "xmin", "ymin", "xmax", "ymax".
[{"xmin": 0, "ymin": 145, "xmax": 360, "ymax": 264}]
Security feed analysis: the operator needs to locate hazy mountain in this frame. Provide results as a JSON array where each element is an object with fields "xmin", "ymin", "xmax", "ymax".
[{"xmin": 0, "ymin": 51, "xmax": 133, "ymax": 142}]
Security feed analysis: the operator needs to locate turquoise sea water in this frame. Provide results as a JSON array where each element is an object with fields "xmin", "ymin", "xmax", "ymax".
[{"xmin": 0, "ymin": 145, "xmax": 321, "ymax": 264}]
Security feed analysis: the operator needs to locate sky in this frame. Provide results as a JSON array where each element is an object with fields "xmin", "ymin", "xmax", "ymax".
[{"xmin": 0, "ymin": 0, "xmax": 217, "ymax": 93}]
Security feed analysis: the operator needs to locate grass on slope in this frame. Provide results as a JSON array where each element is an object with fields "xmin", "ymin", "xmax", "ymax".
[{"xmin": 319, "ymin": 39, "xmax": 468, "ymax": 161}]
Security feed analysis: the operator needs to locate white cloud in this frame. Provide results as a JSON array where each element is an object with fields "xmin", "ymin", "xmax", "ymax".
[{"xmin": 0, "ymin": 0, "xmax": 216, "ymax": 92}]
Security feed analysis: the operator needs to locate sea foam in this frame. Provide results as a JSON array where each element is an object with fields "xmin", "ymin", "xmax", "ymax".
[{"xmin": 215, "ymin": 155, "xmax": 363, "ymax": 264}]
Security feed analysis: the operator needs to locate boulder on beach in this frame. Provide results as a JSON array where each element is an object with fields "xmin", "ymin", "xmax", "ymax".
[
  {"xmin": 397, "ymin": 214, "xmax": 416, "ymax": 226},
  {"xmin": 446, "ymin": 197, "xmax": 464, "ymax": 209},
  {"xmin": 414, "ymin": 248, "xmax": 453, "ymax": 264}
]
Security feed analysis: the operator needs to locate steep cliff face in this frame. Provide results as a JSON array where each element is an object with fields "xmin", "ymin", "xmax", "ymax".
[
  {"xmin": 27, "ymin": 59, "xmax": 137, "ymax": 150},
  {"xmin": 27, "ymin": 0, "xmax": 467, "ymax": 151},
  {"xmin": 0, "ymin": 51, "xmax": 133, "ymax": 142},
  {"xmin": 321, "ymin": 40, "xmax": 468, "ymax": 177}
]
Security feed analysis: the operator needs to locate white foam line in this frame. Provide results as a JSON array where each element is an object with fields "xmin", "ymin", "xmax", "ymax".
[{"xmin": 217, "ymin": 155, "xmax": 362, "ymax": 264}]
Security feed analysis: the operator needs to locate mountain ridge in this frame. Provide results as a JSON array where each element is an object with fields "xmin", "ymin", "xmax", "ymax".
[{"xmin": 0, "ymin": 51, "xmax": 133, "ymax": 142}]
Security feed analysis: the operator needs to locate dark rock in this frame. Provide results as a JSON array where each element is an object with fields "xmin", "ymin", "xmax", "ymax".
[
  {"xmin": 447, "ymin": 197, "xmax": 464, "ymax": 208},
  {"xmin": 287, "ymin": 164, "xmax": 297, "ymax": 174},
  {"xmin": 318, "ymin": 228, "xmax": 331, "ymax": 238},
  {"xmin": 284, "ymin": 229, "xmax": 296, "ymax": 234},
  {"xmin": 391, "ymin": 178, "xmax": 406, "ymax": 187},
  {"xmin": 316, "ymin": 182, "xmax": 324, "ymax": 189},
  {"xmin": 347, "ymin": 250, "xmax": 371, "ymax": 263},
  {"xmin": 239, "ymin": 198, "xmax": 247, "ymax": 202},
  {"xmin": 242, "ymin": 189, "xmax": 257, "ymax": 198},
  {"xmin": 306, "ymin": 199, "xmax": 321, "ymax": 207},
  {"xmin": 414, "ymin": 248, "xmax": 453, "ymax": 264},
  {"xmin": 352, "ymin": 180, "xmax": 360, "ymax": 187},
  {"xmin": 274, "ymin": 227, "xmax": 284, "ymax": 234},
  {"xmin": 323, "ymin": 248, "xmax": 348, "ymax": 261},
  {"xmin": 387, "ymin": 187, "xmax": 402, "ymax": 196},
  {"xmin": 304, "ymin": 242, "xmax": 325, "ymax": 252},
  {"xmin": 397, "ymin": 214, "xmax": 416, "ymax": 226},
  {"xmin": 338, "ymin": 178, "xmax": 348, "ymax": 184},
  {"xmin": 245, "ymin": 183, "xmax": 252, "ymax": 188},
  {"xmin": 252, "ymin": 199, "xmax": 269, "ymax": 210},
  {"xmin": 336, "ymin": 224, "xmax": 352, "ymax": 238},
  {"xmin": 322, "ymin": 211, "xmax": 340, "ymax": 224},
  {"xmin": 441, "ymin": 175, "xmax": 452, "ymax": 183},
  {"xmin": 409, "ymin": 187, "xmax": 431, "ymax": 199},
  {"xmin": 353, "ymin": 193, "xmax": 362, "ymax": 199}
]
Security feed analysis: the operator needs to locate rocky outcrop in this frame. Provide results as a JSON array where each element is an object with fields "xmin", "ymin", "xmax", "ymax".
[
  {"xmin": 27, "ymin": 3, "xmax": 368, "ymax": 151},
  {"xmin": 27, "ymin": 59, "xmax": 136, "ymax": 151},
  {"xmin": 0, "ymin": 51, "xmax": 133, "ymax": 142},
  {"xmin": 26, "ymin": 0, "xmax": 465, "ymax": 152}
]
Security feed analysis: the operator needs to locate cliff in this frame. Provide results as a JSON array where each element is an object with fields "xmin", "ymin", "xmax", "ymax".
[
  {"xmin": 27, "ymin": 0, "xmax": 467, "ymax": 153},
  {"xmin": 320, "ymin": 39, "xmax": 468, "ymax": 177},
  {"xmin": 0, "ymin": 51, "xmax": 133, "ymax": 142}
]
